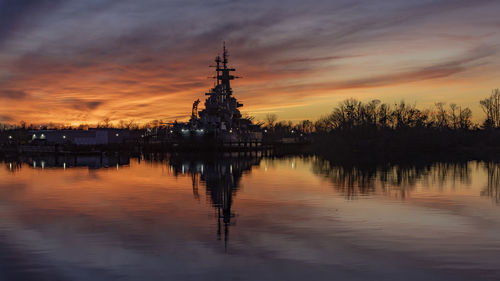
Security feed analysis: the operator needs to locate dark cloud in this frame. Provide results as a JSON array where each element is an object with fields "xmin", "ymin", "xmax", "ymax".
[
  {"xmin": 0, "ymin": 90, "xmax": 29, "ymax": 99},
  {"xmin": 332, "ymin": 47, "xmax": 496, "ymax": 90},
  {"xmin": 259, "ymin": 46, "xmax": 497, "ymax": 96},
  {"xmin": 275, "ymin": 55, "xmax": 364, "ymax": 65},
  {"xmin": 0, "ymin": 115, "xmax": 14, "ymax": 122},
  {"xmin": 0, "ymin": 0, "xmax": 63, "ymax": 45},
  {"xmin": 62, "ymin": 98, "xmax": 104, "ymax": 110}
]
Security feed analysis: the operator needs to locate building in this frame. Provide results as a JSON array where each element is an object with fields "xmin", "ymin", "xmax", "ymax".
[{"xmin": 28, "ymin": 129, "xmax": 133, "ymax": 146}]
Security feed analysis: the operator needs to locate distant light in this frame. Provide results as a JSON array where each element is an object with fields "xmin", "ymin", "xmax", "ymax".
[
  {"xmin": 32, "ymin": 134, "xmax": 37, "ymax": 139},
  {"xmin": 40, "ymin": 134, "xmax": 46, "ymax": 139},
  {"xmin": 291, "ymin": 130, "xmax": 294, "ymax": 133},
  {"xmin": 229, "ymin": 129, "xmax": 233, "ymax": 133},
  {"xmin": 141, "ymin": 135, "xmax": 144, "ymax": 138},
  {"xmin": 115, "ymin": 133, "xmax": 119, "ymax": 137},
  {"xmin": 264, "ymin": 130, "xmax": 267, "ymax": 133},
  {"xmin": 62, "ymin": 135, "xmax": 66, "ymax": 139},
  {"xmin": 170, "ymin": 130, "xmax": 173, "ymax": 133},
  {"xmin": 8, "ymin": 135, "xmax": 12, "ymax": 139}
]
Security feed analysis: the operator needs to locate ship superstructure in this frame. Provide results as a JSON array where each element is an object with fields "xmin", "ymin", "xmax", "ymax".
[{"xmin": 174, "ymin": 44, "xmax": 262, "ymax": 144}]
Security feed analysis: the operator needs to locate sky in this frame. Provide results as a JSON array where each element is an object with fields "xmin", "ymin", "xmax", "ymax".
[{"xmin": 0, "ymin": 0, "xmax": 499, "ymax": 125}]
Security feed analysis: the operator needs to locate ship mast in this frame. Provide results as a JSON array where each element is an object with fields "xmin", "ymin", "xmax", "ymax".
[{"xmin": 216, "ymin": 42, "xmax": 236, "ymax": 96}]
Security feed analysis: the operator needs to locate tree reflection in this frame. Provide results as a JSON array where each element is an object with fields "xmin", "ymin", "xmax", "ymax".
[
  {"xmin": 312, "ymin": 159, "xmax": 472, "ymax": 200},
  {"xmin": 482, "ymin": 162, "xmax": 500, "ymax": 205}
]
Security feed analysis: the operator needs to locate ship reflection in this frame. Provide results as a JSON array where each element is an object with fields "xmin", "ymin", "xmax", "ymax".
[{"xmin": 168, "ymin": 153, "xmax": 262, "ymax": 248}]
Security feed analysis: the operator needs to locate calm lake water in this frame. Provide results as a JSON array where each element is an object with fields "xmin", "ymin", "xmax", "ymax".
[{"xmin": 1, "ymin": 154, "xmax": 500, "ymax": 281}]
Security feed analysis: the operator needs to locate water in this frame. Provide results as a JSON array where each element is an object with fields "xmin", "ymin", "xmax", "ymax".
[{"xmin": 1, "ymin": 154, "xmax": 500, "ymax": 281}]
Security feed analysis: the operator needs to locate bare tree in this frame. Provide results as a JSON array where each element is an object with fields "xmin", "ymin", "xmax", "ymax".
[
  {"xmin": 480, "ymin": 89, "xmax": 500, "ymax": 128},
  {"xmin": 265, "ymin": 114, "xmax": 278, "ymax": 128},
  {"xmin": 434, "ymin": 102, "xmax": 449, "ymax": 129}
]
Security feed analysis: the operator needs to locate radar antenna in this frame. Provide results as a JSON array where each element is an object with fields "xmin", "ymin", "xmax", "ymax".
[{"xmin": 191, "ymin": 99, "xmax": 200, "ymax": 119}]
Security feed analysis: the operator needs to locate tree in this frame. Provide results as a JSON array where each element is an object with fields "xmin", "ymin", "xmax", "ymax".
[
  {"xmin": 458, "ymin": 107, "xmax": 472, "ymax": 129},
  {"xmin": 434, "ymin": 102, "xmax": 449, "ymax": 129},
  {"xmin": 480, "ymin": 89, "xmax": 500, "ymax": 128},
  {"xmin": 265, "ymin": 114, "xmax": 278, "ymax": 128},
  {"xmin": 298, "ymin": 120, "xmax": 314, "ymax": 134}
]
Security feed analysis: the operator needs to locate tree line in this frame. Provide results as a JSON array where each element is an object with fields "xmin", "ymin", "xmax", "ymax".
[{"xmin": 262, "ymin": 89, "xmax": 500, "ymax": 134}]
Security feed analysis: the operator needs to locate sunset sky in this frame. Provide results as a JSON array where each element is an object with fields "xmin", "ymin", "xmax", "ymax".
[{"xmin": 1, "ymin": 0, "xmax": 500, "ymax": 125}]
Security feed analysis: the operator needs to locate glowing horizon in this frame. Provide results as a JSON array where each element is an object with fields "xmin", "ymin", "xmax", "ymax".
[{"xmin": 1, "ymin": 0, "xmax": 500, "ymax": 126}]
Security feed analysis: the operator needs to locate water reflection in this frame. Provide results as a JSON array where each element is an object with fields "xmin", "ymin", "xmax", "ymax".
[
  {"xmin": 3, "ymin": 154, "xmax": 130, "ymax": 172},
  {"xmin": 1, "ymin": 155, "xmax": 500, "ymax": 280},
  {"xmin": 312, "ymin": 159, "xmax": 478, "ymax": 200},
  {"xmin": 482, "ymin": 162, "xmax": 500, "ymax": 205},
  {"xmin": 3, "ymin": 154, "xmax": 500, "ymax": 205},
  {"xmin": 167, "ymin": 154, "xmax": 261, "ymax": 247}
]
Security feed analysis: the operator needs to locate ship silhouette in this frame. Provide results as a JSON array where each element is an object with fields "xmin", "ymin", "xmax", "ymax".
[{"xmin": 168, "ymin": 43, "xmax": 262, "ymax": 147}]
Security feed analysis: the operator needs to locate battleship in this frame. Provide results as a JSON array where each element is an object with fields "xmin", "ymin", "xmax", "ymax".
[{"xmin": 163, "ymin": 44, "xmax": 263, "ymax": 149}]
